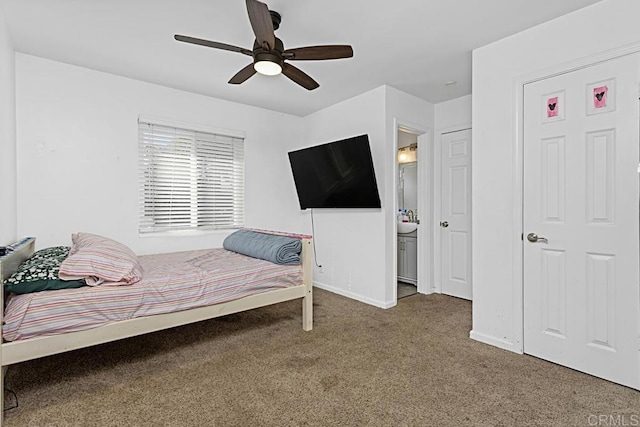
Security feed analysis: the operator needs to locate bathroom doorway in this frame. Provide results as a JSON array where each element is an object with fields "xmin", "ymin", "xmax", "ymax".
[
  {"xmin": 397, "ymin": 130, "xmax": 418, "ymax": 298},
  {"xmin": 394, "ymin": 122, "xmax": 431, "ymax": 303}
]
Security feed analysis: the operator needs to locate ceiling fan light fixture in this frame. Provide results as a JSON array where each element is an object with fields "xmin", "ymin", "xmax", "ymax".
[
  {"xmin": 254, "ymin": 52, "xmax": 282, "ymax": 76},
  {"xmin": 254, "ymin": 60, "xmax": 282, "ymax": 76}
]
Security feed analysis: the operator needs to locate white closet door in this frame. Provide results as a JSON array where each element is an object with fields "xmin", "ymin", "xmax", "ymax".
[
  {"xmin": 440, "ymin": 129, "xmax": 472, "ymax": 300},
  {"xmin": 523, "ymin": 53, "xmax": 640, "ymax": 389}
]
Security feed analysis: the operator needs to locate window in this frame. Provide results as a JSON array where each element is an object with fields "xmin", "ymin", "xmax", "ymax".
[{"xmin": 138, "ymin": 120, "xmax": 244, "ymax": 234}]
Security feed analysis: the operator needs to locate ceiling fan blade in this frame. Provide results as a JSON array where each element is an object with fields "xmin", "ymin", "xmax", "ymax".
[
  {"xmin": 245, "ymin": 0, "xmax": 275, "ymax": 50},
  {"xmin": 229, "ymin": 63, "xmax": 257, "ymax": 84},
  {"xmin": 283, "ymin": 45, "xmax": 354, "ymax": 61},
  {"xmin": 282, "ymin": 63, "xmax": 319, "ymax": 91},
  {"xmin": 174, "ymin": 34, "xmax": 252, "ymax": 56}
]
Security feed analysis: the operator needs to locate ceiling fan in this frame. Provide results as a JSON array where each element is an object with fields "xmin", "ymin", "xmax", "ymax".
[{"xmin": 174, "ymin": 0, "xmax": 353, "ymax": 91}]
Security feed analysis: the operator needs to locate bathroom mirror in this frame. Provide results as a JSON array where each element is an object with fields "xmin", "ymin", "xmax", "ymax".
[{"xmin": 398, "ymin": 162, "xmax": 417, "ymax": 212}]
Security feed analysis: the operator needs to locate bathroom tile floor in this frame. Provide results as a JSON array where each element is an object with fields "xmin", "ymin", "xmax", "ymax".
[{"xmin": 397, "ymin": 281, "xmax": 417, "ymax": 299}]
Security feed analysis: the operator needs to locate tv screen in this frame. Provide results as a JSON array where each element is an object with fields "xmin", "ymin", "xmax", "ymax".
[{"xmin": 288, "ymin": 134, "xmax": 381, "ymax": 209}]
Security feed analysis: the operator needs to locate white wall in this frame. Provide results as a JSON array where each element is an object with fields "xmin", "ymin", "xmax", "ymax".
[
  {"xmin": 0, "ymin": 6, "xmax": 17, "ymax": 245},
  {"xmin": 301, "ymin": 86, "xmax": 388, "ymax": 306},
  {"xmin": 397, "ymin": 130, "xmax": 417, "ymax": 149},
  {"xmin": 14, "ymin": 53, "xmax": 435, "ymax": 308},
  {"xmin": 301, "ymin": 86, "xmax": 433, "ymax": 307},
  {"xmin": 472, "ymin": 0, "xmax": 640, "ymax": 351},
  {"xmin": 384, "ymin": 86, "xmax": 434, "ymax": 301},
  {"xmin": 15, "ymin": 54, "xmax": 304, "ymax": 254},
  {"xmin": 435, "ymin": 94, "xmax": 471, "ymax": 132}
]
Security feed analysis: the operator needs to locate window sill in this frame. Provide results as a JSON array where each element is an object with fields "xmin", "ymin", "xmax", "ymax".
[{"xmin": 138, "ymin": 228, "xmax": 240, "ymax": 238}]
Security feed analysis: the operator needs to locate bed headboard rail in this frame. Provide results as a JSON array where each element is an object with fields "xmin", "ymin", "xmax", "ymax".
[
  {"xmin": 0, "ymin": 238, "xmax": 36, "ymax": 282},
  {"xmin": 1, "ymin": 238, "xmax": 36, "ymax": 343}
]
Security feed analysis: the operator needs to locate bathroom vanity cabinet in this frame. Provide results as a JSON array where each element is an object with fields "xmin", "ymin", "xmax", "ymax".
[{"xmin": 397, "ymin": 231, "xmax": 417, "ymax": 285}]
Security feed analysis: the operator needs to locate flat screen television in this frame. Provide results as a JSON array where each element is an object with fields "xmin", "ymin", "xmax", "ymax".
[{"xmin": 288, "ymin": 134, "xmax": 381, "ymax": 209}]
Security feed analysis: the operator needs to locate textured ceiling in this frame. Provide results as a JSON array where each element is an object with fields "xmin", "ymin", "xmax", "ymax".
[{"xmin": 2, "ymin": 0, "xmax": 602, "ymax": 116}]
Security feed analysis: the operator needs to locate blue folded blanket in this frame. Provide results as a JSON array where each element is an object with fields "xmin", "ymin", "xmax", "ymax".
[{"xmin": 223, "ymin": 230, "xmax": 302, "ymax": 265}]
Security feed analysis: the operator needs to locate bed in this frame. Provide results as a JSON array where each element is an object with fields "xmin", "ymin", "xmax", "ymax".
[{"xmin": 0, "ymin": 230, "xmax": 313, "ymax": 416}]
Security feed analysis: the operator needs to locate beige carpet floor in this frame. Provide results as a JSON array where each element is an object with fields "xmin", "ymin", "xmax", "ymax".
[{"xmin": 3, "ymin": 289, "xmax": 640, "ymax": 426}]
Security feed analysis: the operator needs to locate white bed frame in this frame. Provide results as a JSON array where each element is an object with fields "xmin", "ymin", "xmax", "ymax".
[{"xmin": 0, "ymin": 235, "xmax": 313, "ymax": 419}]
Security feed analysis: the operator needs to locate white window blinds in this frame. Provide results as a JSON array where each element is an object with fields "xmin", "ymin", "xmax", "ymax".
[{"xmin": 138, "ymin": 121, "xmax": 244, "ymax": 234}]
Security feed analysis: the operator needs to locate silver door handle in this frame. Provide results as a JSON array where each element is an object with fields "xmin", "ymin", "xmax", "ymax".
[
  {"xmin": 440, "ymin": 221, "xmax": 449, "ymax": 228},
  {"xmin": 527, "ymin": 233, "xmax": 548, "ymax": 243}
]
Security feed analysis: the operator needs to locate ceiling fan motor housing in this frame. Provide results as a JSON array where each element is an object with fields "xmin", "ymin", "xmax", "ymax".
[
  {"xmin": 254, "ymin": 51, "xmax": 282, "ymax": 67},
  {"xmin": 253, "ymin": 37, "xmax": 284, "ymax": 64},
  {"xmin": 269, "ymin": 10, "xmax": 281, "ymax": 30}
]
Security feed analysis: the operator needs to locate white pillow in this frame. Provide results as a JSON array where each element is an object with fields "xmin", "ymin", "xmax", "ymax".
[{"xmin": 59, "ymin": 232, "xmax": 143, "ymax": 285}]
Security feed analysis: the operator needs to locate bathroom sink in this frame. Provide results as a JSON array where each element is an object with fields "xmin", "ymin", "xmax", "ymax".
[{"xmin": 397, "ymin": 222, "xmax": 418, "ymax": 234}]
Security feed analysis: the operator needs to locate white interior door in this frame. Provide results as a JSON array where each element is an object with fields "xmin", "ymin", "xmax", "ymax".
[
  {"xmin": 523, "ymin": 53, "xmax": 640, "ymax": 389},
  {"xmin": 440, "ymin": 129, "xmax": 472, "ymax": 300}
]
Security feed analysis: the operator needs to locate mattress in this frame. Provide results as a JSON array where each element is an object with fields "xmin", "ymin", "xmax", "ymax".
[{"xmin": 3, "ymin": 248, "xmax": 302, "ymax": 341}]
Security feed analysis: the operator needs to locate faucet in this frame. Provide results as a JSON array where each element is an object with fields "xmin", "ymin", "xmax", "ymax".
[{"xmin": 407, "ymin": 210, "xmax": 414, "ymax": 222}]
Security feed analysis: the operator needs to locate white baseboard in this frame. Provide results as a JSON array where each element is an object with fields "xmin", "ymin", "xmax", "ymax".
[
  {"xmin": 313, "ymin": 281, "xmax": 395, "ymax": 309},
  {"xmin": 469, "ymin": 330, "xmax": 522, "ymax": 354}
]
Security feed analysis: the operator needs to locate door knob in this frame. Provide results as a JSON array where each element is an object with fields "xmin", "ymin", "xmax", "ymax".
[
  {"xmin": 440, "ymin": 221, "xmax": 449, "ymax": 228},
  {"xmin": 527, "ymin": 233, "xmax": 548, "ymax": 243}
]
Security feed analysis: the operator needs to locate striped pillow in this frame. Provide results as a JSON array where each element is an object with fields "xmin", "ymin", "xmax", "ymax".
[{"xmin": 59, "ymin": 233, "xmax": 143, "ymax": 286}]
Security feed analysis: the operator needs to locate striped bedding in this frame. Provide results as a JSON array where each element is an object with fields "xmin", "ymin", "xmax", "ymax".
[{"xmin": 3, "ymin": 248, "xmax": 302, "ymax": 341}]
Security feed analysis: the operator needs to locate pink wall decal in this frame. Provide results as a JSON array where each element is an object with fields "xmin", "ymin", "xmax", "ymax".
[
  {"xmin": 546, "ymin": 97, "xmax": 558, "ymax": 118},
  {"xmin": 593, "ymin": 85, "xmax": 608, "ymax": 109}
]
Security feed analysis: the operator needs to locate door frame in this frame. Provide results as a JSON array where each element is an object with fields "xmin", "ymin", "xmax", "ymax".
[
  {"xmin": 393, "ymin": 119, "xmax": 432, "ymax": 300},
  {"xmin": 511, "ymin": 42, "xmax": 640, "ymax": 354},
  {"xmin": 434, "ymin": 124, "xmax": 472, "ymax": 295}
]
